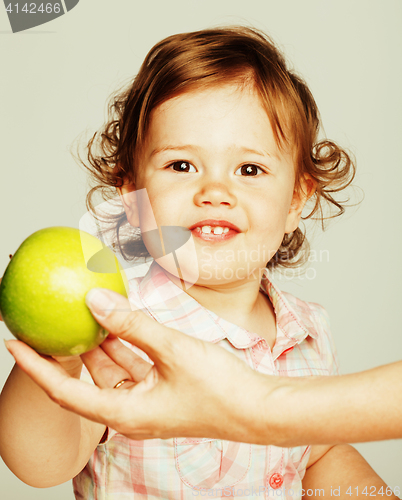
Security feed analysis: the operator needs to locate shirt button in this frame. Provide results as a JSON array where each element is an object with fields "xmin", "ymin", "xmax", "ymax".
[{"xmin": 269, "ymin": 472, "xmax": 284, "ymax": 489}]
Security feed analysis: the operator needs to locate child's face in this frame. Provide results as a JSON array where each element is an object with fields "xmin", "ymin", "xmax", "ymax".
[{"xmin": 121, "ymin": 83, "xmax": 309, "ymax": 286}]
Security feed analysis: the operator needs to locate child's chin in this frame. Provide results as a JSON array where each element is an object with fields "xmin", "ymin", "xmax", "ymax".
[
  {"xmin": 154, "ymin": 256, "xmax": 263, "ymax": 289},
  {"xmin": 197, "ymin": 263, "xmax": 265, "ymax": 286}
]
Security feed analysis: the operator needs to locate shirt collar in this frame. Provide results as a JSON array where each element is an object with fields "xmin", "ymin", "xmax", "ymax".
[{"xmin": 129, "ymin": 261, "xmax": 318, "ymax": 357}]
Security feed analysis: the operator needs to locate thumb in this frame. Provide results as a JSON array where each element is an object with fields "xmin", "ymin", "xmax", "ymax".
[{"xmin": 85, "ymin": 288, "xmax": 173, "ymax": 366}]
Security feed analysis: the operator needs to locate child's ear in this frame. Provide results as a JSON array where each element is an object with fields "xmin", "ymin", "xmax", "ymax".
[
  {"xmin": 117, "ymin": 181, "xmax": 140, "ymax": 227},
  {"xmin": 285, "ymin": 175, "xmax": 317, "ymax": 234}
]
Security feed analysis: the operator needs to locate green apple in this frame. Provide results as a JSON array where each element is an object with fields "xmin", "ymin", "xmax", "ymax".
[{"xmin": 0, "ymin": 227, "xmax": 128, "ymax": 356}]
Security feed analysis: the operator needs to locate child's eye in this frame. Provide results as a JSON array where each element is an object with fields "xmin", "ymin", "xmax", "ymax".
[
  {"xmin": 169, "ymin": 161, "xmax": 196, "ymax": 173},
  {"xmin": 235, "ymin": 164, "xmax": 263, "ymax": 176}
]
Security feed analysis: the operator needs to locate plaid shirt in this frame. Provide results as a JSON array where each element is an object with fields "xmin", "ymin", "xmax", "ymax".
[{"xmin": 73, "ymin": 261, "xmax": 339, "ymax": 499}]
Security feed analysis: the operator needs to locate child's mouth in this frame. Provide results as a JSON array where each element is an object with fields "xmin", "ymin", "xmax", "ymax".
[{"xmin": 190, "ymin": 223, "xmax": 240, "ymax": 242}]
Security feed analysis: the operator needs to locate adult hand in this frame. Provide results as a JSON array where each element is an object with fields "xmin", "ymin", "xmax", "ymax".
[{"xmin": 4, "ymin": 288, "xmax": 275, "ymax": 443}]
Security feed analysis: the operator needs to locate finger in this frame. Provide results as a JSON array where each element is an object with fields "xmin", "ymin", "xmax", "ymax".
[
  {"xmin": 6, "ymin": 339, "xmax": 69, "ymax": 375},
  {"xmin": 5, "ymin": 339, "xmax": 136, "ymax": 425},
  {"xmin": 85, "ymin": 288, "xmax": 181, "ymax": 369},
  {"xmin": 80, "ymin": 342, "xmax": 132, "ymax": 388},
  {"xmin": 100, "ymin": 336, "xmax": 153, "ymax": 382}
]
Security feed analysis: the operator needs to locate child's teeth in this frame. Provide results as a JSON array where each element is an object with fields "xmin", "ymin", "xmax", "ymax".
[{"xmin": 198, "ymin": 226, "xmax": 231, "ymax": 235}]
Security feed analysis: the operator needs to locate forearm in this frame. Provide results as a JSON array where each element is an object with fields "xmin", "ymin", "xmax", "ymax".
[
  {"xmin": 0, "ymin": 362, "xmax": 83, "ymax": 487},
  {"xmin": 142, "ymin": 358, "xmax": 402, "ymax": 447},
  {"xmin": 264, "ymin": 361, "xmax": 402, "ymax": 447}
]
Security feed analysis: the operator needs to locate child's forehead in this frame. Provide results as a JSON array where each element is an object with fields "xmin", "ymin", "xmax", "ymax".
[
  {"xmin": 144, "ymin": 83, "xmax": 294, "ymax": 159},
  {"xmin": 155, "ymin": 82, "xmax": 260, "ymax": 114}
]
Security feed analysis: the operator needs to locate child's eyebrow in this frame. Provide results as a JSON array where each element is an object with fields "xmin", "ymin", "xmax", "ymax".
[{"xmin": 150, "ymin": 144, "xmax": 278, "ymax": 161}]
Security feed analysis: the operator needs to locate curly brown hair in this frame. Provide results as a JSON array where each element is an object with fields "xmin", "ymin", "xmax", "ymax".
[{"xmin": 79, "ymin": 25, "xmax": 358, "ymax": 271}]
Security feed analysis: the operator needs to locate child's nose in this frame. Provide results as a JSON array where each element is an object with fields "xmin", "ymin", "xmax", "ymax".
[{"xmin": 193, "ymin": 181, "xmax": 237, "ymax": 208}]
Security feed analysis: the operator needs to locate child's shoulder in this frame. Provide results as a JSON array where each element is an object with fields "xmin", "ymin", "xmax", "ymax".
[
  {"xmin": 280, "ymin": 288, "xmax": 331, "ymax": 335},
  {"xmin": 283, "ymin": 290, "xmax": 330, "ymax": 324},
  {"xmin": 264, "ymin": 273, "xmax": 332, "ymax": 335},
  {"xmin": 278, "ymin": 287, "xmax": 339, "ymax": 373},
  {"xmin": 264, "ymin": 274, "xmax": 334, "ymax": 353}
]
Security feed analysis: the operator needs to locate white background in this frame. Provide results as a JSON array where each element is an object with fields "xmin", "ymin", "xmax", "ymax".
[{"xmin": 0, "ymin": 0, "xmax": 401, "ymax": 497}]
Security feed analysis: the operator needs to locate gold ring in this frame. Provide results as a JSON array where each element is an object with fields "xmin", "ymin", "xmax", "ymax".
[{"xmin": 113, "ymin": 378, "xmax": 131, "ymax": 389}]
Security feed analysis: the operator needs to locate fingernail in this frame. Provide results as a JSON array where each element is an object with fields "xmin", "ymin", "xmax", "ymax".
[
  {"xmin": 86, "ymin": 289, "xmax": 116, "ymax": 319},
  {"xmin": 3, "ymin": 339, "xmax": 14, "ymax": 356}
]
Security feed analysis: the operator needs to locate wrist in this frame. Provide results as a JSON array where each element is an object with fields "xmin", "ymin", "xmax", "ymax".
[
  {"xmin": 221, "ymin": 370, "xmax": 288, "ymax": 446},
  {"xmin": 233, "ymin": 372, "xmax": 306, "ymax": 447}
]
